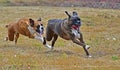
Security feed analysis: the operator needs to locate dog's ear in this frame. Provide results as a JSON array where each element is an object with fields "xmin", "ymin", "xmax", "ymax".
[
  {"xmin": 29, "ymin": 18, "xmax": 34, "ymax": 27},
  {"xmin": 65, "ymin": 11, "xmax": 71, "ymax": 18},
  {"xmin": 37, "ymin": 18, "xmax": 41, "ymax": 21},
  {"xmin": 73, "ymin": 11, "xmax": 78, "ymax": 16}
]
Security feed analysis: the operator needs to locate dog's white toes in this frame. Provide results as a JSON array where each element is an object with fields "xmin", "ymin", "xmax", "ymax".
[
  {"xmin": 45, "ymin": 44, "xmax": 52, "ymax": 49},
  {"xmin": 46, "ymin": 45, "xmax": 50, "ymax": 48},
  {"xmin": 85, "ymin": 45, "xmax": 90, "ymax": 50},
  {"xmin": 88, "ymin": 55, "xmax": 92, "ymax": 58},
  {"xmin": 4, "ymin": 37, "xmax": 8, "ymax": 41}
]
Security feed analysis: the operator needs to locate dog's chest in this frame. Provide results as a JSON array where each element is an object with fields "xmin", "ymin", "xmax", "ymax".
[{"xmin": 71, "ymin": 29, "xmax": 80, "ymax": 39}]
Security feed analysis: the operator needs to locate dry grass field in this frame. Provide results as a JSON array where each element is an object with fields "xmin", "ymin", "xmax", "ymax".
[{"xmin": 0, "ymin": 6, "xmax": 120, "ymax": 70}]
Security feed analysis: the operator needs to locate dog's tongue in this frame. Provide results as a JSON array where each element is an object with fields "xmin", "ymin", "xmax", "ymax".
[{"xmin": 71, "ymin": 25, "xmax": 79, "ymax": 30}]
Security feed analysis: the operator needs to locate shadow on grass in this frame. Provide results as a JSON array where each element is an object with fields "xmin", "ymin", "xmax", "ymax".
[
  {"xmin": 91, "ymin": 50, "xmax": 120, "ymax": 58},
  {"xmin": 43, "ymin": 49, "xmax": 92, "ymax": 58},
  {"xmin": 43, "ymin": 49, "xmax": 120, "ymax": 58},
  {"xmin": 44, "ymin": 49, "xmax": 75, "ymax": 55},
  {"xmin": 1, "ymin": 44, "xmax": 120, "ymax": 58}
]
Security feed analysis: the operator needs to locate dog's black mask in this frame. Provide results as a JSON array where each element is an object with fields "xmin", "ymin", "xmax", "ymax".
[
  {"xmin": 36, "ymin": 24, "xmax": 44, "ymax": 34},
  {"xmin": 65, "ymin": 11, "xmax": 81, "ymax": 27},
  {"xmin": 70, "ymin": 16, "xmax": 81, "ymax": 26}
]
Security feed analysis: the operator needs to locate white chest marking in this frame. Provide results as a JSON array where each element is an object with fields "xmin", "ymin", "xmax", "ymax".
[
  {"xmin": 28, "ymin": 25, "xmax": 36, "ymax": 34},
  {"xmin": 71, "ymin": 29, "xmax": 80, "ymax": 39}
]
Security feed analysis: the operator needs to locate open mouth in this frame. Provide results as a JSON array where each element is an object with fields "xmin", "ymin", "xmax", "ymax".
[
  {"xmin": 36, "ymin": 30, "xmax": 44, "ymax": 35},
  {"xmin": 36, "ymin": 25, "xmax": 44, "ymax": 35},
  {"xmin": 71, "ymin": 25, "xmax": 80, "ymax": 38},
  {"xmin": 40, "ymin": 31, "xmax": 44, "ymax": 34},
  {"xmin": 71, "ymin": 25, "xmax": 79, "ymax": 30}
]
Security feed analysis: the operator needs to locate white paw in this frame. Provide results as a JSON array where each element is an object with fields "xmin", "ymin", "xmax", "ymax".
[
  {"xmin": 45, "ymin": 44, "xmax": 52, "ymax": 49},
  {"xmin": 88, "ymin": 55, "xmax": 92, "ymax": 58},
  {"xmin": 4, "ymin": 37, "xmax": 8, "ymax": 41},
  {"xmin": 85, "ymin": 45, "xmax": 90, "ymax": 50}
]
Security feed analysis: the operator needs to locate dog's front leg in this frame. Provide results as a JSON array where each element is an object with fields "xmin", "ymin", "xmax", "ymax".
[
  {"xmin": 79, "ymin": 33, "xmax": 91, "ymax": 57},
  {"xmin": 72, "ymin": 38, "xmax": 91, "ymax": 57},
  {"xmin": 34, "ymin": 35, "xmax": 52, "ymax": 49},
  {"xmin": 70, "ymin": 34, "xmax": 91, "ymax": 57},
  {"xmin": 78, "ymin": 33, "xmax": 90, "ymax": 50},
  {"xmin": 35, "ymin": 35, "xmax": 44, "ymax": 42}
]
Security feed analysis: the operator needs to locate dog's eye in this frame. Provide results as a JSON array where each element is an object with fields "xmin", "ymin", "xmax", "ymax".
[
  {"xmin": 37, "ymin": 25, "xmax": 40, "ymax": 28},
  {"xmin": 41, "ymin": 24, "xmax": 43, "ymax": 26},
  {"xmin": 77, "ymin": 20, "xmax": 80, "ymax": 23}
]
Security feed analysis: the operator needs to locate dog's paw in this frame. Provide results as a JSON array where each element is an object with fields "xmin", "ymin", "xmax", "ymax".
[
  {"xmin": 88, "ymin": 55, "xmax": 92, "ymax": 58},
  {"xmin": 45, "ymin": 44, "xmax": 52, "ymax": 49},
  {"xmin": 85, "ymin": 45, "xmax": 90, "ymax": 50},
  {"xmin": 4, "ymin": 37, "xmax": 8, "ymax": 41}
]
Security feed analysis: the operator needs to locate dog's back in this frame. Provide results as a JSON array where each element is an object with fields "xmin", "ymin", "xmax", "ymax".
[
  {"xmin": 46, "ymin": 19, "xmax": 71, "ymax": 41},
  {"xmin": 16, "ymin": 18, "xmax": 32, "ymax": 36},
  {"xmin": 47, "ymin": 19, "xmax": 63, "ymax": 34},
  {"xmin": 5, "ymin": 18, "xmax": 34, "ymax": 42}
]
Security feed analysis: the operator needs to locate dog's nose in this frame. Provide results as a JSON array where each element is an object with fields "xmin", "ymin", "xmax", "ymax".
[
  {"xmin": 41, "ymin": 27, "xmax": 44, "ymax": 31},
  {"xmin": 41, "ymin": 27, "xmax": 44, "ymax": 30}
]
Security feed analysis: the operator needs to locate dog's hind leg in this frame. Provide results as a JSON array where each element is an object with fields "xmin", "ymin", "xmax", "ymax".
[
  {"xmin": 8, "ymin": 31, "xmax": 15, "ymax": 41},
  {"xmin": 45, "ymin": 25, "xmax": 56, "ymax": 49},
  {"xmin": 15, "ymin": 33, "xmax": 19, "ymax": 44},
  {"xmin": 46, "ymin": 27, "xmax": 54, "ymax": 41},
  {"xmin": 4, "ymin": 37, "xmax": 8, "ymax": 41},
  {"xmin": 51, "ymin": 34, "xmax": 58, "ymax": 50}
]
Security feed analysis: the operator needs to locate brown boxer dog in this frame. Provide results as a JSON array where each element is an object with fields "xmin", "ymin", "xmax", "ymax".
[
  {"xmin": 5, "ymin": 18, "xmax": 51, "ymax": 48},
  {"xmin": 46, "ymin": 11, "xmax": 91, "ymax": 57}
]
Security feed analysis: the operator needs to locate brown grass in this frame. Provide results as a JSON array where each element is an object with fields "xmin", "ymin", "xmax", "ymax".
[{"xmin": 0, "ymin": 6, "xmax": 120, "ymax": 70}]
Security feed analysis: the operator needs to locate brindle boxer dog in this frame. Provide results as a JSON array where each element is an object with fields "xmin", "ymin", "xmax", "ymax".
[
  {"xmin": 46, "ymin": 11, "xmax": 91, "ymax": 57},
  {"xmin": 5, "ymin": 18, "xmax": 51, "ymax": 48}
]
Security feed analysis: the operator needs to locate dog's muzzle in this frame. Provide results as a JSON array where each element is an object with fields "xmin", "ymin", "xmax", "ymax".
[
  {"xmin": 39, "ymin": 26, "xmax": 44, "ymax": 34},
  {"xmin": 28, "ymin": 24, "xmax": 44, "ymax": 35},
  {"xmin": 36, "ymin": 24, "xmax": 44, "ymax": 35}
]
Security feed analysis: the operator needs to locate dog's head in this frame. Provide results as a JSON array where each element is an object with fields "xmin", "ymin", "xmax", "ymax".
[
  {"xmin": 65, "ymin": 11, "xmax": 81, "ymax": 38},
  {"xmin": 65, "ymin": 11, "xmax": 81, "ymax": 27},
  {"xmin": 29, "ymin": 18, "xmax": 44, "ymax": 35}
]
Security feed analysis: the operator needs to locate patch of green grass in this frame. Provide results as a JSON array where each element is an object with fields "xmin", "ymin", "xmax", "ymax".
[
  {"xmin": 0, "ymin": 53, "xmax": 3, "ymax": 60},
  {"xmin": 112, "ymin": 56, "xmax": 119, "ymax": 61},
  {"xmin": 0, "ymin": 0, "xmax": 9, "ymax": 3},
  {"xmin": 61, "ymin": 53, "xmax": 68, "ymax": 59}
]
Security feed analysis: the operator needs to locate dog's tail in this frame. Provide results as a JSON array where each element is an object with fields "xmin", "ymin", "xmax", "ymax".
[{"xmin": 5, "ymin": 25, "xmax": 9, "ymax": 28}]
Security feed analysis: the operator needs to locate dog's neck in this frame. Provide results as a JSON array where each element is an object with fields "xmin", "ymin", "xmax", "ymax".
[
  {"xmin": 62, "ymin": 19, "xmax": 70, "ymax": 30},
  {"xmin": 61, "ymin": 19, "xmax": 71, "ymax": 33}
]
